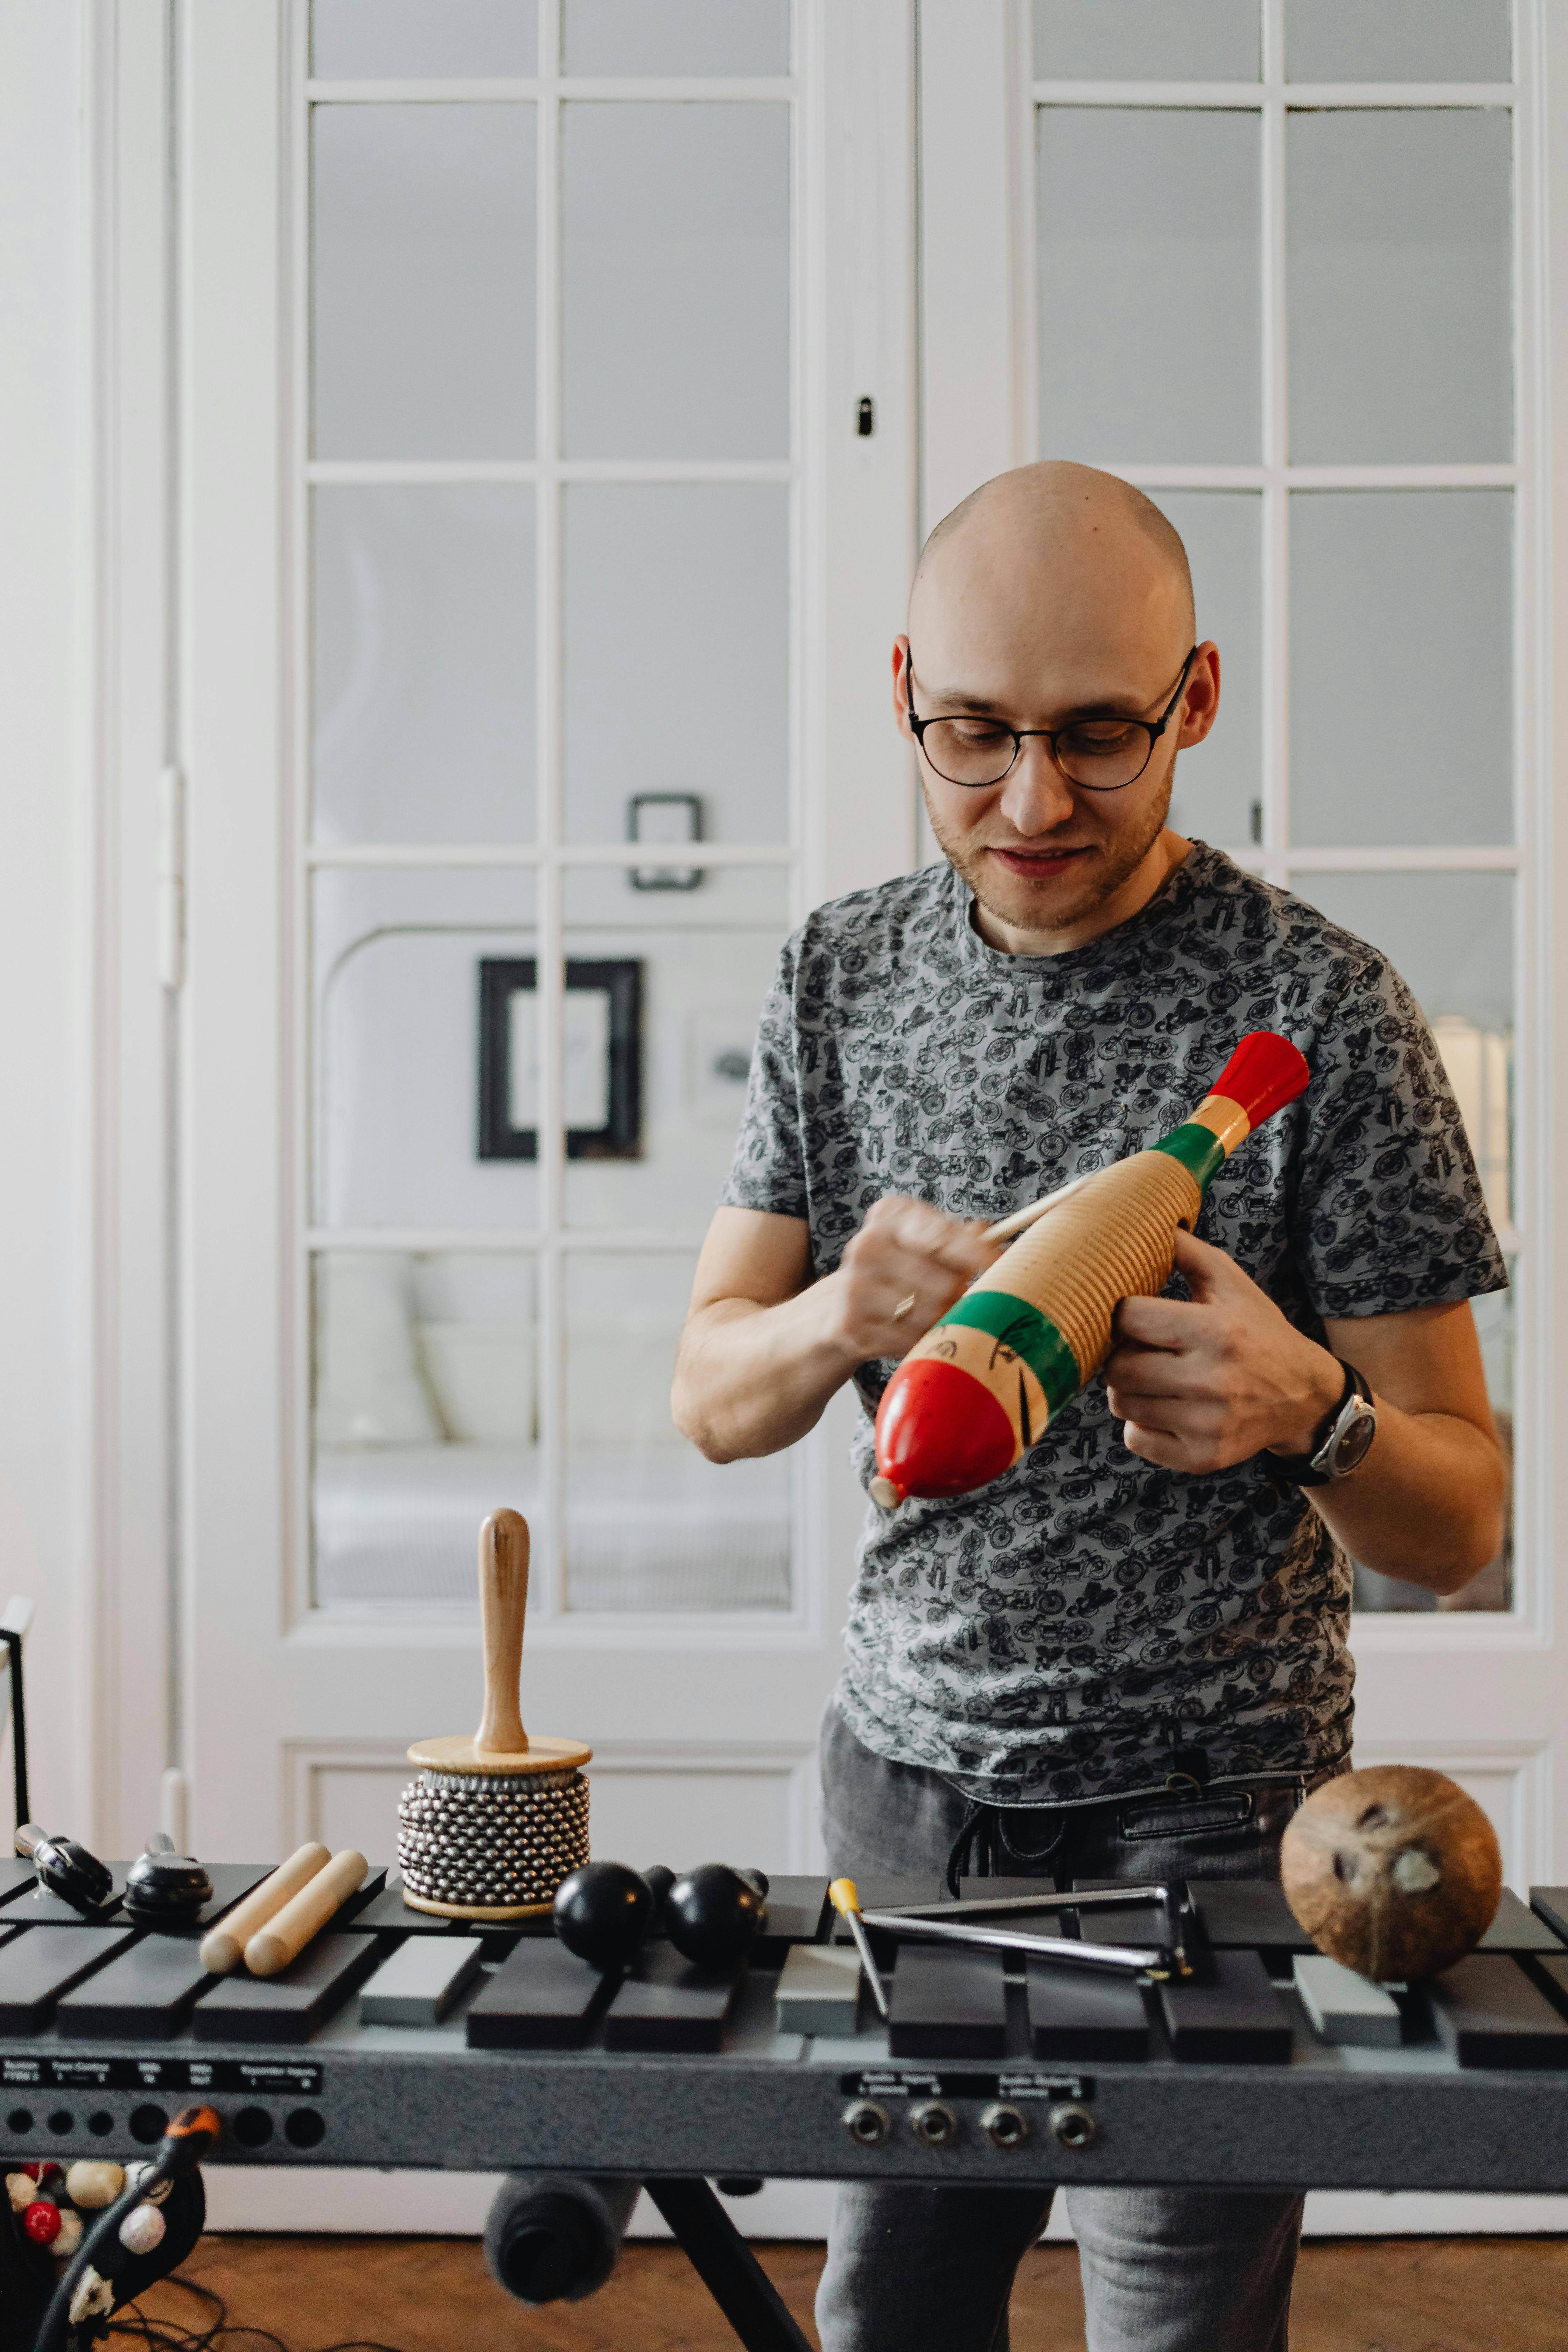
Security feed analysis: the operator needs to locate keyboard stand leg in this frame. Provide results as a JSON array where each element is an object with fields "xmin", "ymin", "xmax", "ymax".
[{"xmin": 644, "ymin": 2178, "xmax": 812, "ymax": 2352}]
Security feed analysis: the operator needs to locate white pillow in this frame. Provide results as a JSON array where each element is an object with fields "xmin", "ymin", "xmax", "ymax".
[
  {"xmin": 315, "ymin": 1253, "xmax": 443, "ymax": 1447},
  {"xmin": 418, "ymin": 1321, "xmax": 537, "ymax": 1446}
]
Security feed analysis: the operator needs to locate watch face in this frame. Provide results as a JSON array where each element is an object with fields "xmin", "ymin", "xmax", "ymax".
[{"xmin": 1329, "ymin": 1403, "xmax": 1377, "ymax": 1476}]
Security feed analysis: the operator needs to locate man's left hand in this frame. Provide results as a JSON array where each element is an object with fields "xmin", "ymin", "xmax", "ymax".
[{"xmin": 1104, "ymin": 1228, "xmax": 1344, "ymax": 1474}]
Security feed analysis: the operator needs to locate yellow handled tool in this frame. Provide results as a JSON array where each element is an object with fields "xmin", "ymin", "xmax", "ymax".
[{"xmin": 828, "ymin": 1877, "xmax": 891, "ymax": 2023}]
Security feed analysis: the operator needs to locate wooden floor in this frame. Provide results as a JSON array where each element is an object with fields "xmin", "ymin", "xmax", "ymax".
[{"xmin": 133, "ymin": 2234, "xmax": 1568, "ymax": 2351}]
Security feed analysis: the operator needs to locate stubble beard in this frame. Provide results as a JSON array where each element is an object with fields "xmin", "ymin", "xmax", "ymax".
[{"xmin": 923, "ymin": 769, "xmax": 1176, "ymax": 940}]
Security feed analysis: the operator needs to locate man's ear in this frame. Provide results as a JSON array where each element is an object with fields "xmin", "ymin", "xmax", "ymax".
[
  {"xmin": 891, "ymin": 635, "xmax": 916, "ymax": 744},
  {"xmin": 1177, "ymin": 641, "xmax": 1221, "ymax": 750}
]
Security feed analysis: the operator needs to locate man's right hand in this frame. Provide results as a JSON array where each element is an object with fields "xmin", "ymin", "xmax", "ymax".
[
  {"xmin": 673, "ymin": 1198, "xmax": 997, "ymax": 1463},
  {"xmin": 827, "ymin": 1195, "xmax": 997, "ymax": 1361}
]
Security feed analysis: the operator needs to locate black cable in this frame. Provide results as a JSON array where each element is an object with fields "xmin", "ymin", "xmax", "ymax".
[
  {"xmin": 106, "ymin": 2275, "xmax": 413, "ymax": 2352},
  {"xmin": 2, "ymin": 1623, "xmax": 29, "ymax": 1830},
  {"xmin": 108, "ymin": 2282, "xmax": 283, "ymax": 2352}
]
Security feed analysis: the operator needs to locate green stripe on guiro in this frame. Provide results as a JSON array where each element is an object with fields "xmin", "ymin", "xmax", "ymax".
[
  {"xmin": 934, "ymin": 1289, "xmax": 1081, "ymax": 1413},
  {"xmin": 1150, "ymin": 1123, "xmax": 1226, "ymax": 1191}
]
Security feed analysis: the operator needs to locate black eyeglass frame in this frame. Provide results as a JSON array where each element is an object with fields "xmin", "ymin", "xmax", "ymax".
[{"xmin": 906, "ymin": 645, "xmax": 1200, "ymax": 792}]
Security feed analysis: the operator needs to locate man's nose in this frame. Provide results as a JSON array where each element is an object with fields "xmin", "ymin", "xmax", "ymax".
[{"xmin": 997, "ymin": 735, "xmax": 1077, "ymax": 835}]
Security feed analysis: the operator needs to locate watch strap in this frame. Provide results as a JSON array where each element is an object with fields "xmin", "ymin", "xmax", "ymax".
[{"xmin": 1267, "ymin": 1358, "xmax": 1370, "ymax": 1488}]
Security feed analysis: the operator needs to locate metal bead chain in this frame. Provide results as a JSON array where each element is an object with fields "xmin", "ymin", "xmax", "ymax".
[{"xmin": 397, "ymin": 1765, "xmax": 589, "ymax": 1907}]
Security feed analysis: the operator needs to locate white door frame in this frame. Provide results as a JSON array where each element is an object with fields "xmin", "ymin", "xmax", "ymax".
[{"xmin": 66, "ymin": 0, "xmax": 181, "ymax": 1859}]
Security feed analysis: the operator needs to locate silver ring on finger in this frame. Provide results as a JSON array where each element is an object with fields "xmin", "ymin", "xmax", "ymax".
[{"xmin": 892, "ymin": 1293, "xmax": 918, "ymax": 1322}]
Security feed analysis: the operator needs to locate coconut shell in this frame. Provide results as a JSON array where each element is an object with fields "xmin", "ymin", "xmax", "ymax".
[{"xmin": 1280, "ymin": 1765, "xmax": 1502, "ymax": 1982}]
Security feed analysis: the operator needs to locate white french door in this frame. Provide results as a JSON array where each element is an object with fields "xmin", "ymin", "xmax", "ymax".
[
  {"xmin": 916, "ymin": 0, "xmax": 1568, "ymax": 1910},
  {"xmin": 913, "ymin": 0, "xmax": 1568, "ymax": 2237},
  {"xmin": 165, "ymin": 0, "xmax": 918, "ymax": 1883}
]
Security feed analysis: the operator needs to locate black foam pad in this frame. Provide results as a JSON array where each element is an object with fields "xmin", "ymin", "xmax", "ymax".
[
  {"xmin": 2, "ymin": 1870, "xmax": 129, "ymax": 1927},
  {"xmin": 1427, "ymin": 1955, "xmax": 1568, "ymax": 2070},
  {"xmin": 950, "ymin": 1881, "xmax": 1077, "ymax": 1936},
  {"xmin": 340, "ymin": 1882, "xmax": 476, "ymax": 1935},
  {"xmin": 0, "ymin": 1858, "xmax": 37, "ymax": 1907},
  {"xmin": 888, "ymin": 1944, "xmax": 1007, "ymax": 2059},
  {"xmin": 754, "ymin": 1876, "xmax": 831, "ymax": 1944},
  {"xmin": 182, "ymin": 1864, "xmax": 280, "ymax": 1932},
  {"xmin": 1026, "ymin": 1961, "xmax": 1150, "ymax": 2061},
  {"xmin": 0, "ymin": 1924, "xmax": 138, "ymax": 2031},
  {"xmin": 466, "ymin": 1941, "xmax": 613, "ymax": 2050},
  {"xmin": 1188, "ymin": 1881, "xmax": 1312, "ymax": 1952},
  {"xmin": 1158, "ymin": 1949, "xmax": 1292, "ymax": 2064},
  {"xmin": 192, "ymin": 1933, "xmax": 378, "ymax": 2043},
  {"xmin": 1529, "ymin": 1887, "xmax": 1568, "ymax": 1947},
  {"xmin": 1477, "ymin": 1889, "xmax": 1566, "ymax": 1953},
  {"xmin": 56, "ymin": 1935, "xmax": 216, "ymax": 2038},
  {"xmin": 831, "ymin": 1878, "xmax": 943, "ymax": 1944},
  {"xmin": 955, "ymin": 1878, "xmax": 1074, "ymax": 1906},
  {"xmin": 1064, "ymin": 1883, "xmax": 1170, "ymax": 1955},
  {"xmin": 603, "ymin": 1944, "xmax": 740, "ymax": 2053}
]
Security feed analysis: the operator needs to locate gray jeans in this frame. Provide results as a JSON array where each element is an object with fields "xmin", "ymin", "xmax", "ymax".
[{"xmin": 817, "ymin": 1700, "xmax": 1327, "ymax": 2352}]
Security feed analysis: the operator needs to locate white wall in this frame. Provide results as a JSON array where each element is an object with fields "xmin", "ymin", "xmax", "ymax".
[{"xmin": 0, "ymin": 2, "xmax": 93, "ymax": 1839}]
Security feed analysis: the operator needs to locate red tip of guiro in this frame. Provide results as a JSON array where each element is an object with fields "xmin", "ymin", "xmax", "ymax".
[
  {"xmin": 1209, "ymin": 1030, "xmax": 1311, "ymax": 1131},
  {"xmin": 874, "ymin": 1357, "xmax": 1018, "ymax": 1501}
]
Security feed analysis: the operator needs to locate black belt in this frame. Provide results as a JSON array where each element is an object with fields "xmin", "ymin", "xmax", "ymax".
[{"xmin": 942, "ymin": 1758, "xmax": 1330, "ymax": 1899}]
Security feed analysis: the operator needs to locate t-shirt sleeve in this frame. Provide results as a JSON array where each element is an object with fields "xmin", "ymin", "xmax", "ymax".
[
  {"xmin": 1290, "ymin": 954, "xmax": 1508, "ymax": 1318},
  {"xmin": 720, "ymin": 935, "xmax": 808, "ymax": 1220}
]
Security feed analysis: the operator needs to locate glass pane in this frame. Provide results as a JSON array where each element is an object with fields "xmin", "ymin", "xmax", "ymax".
[
  {"xmin": 312, "ymin": 0, "xmax": 538, "ymax": 76},
  {"xmin": 1287, "ymin": 0, "xmax": 1509, "ymax": 82},
  {"xmin": 564, "ymin": 483, "xmax": 788, "ymax": 843},
  {"xmin": 1287, "ymin": 869, "xmax": 1512, "ymax": 1236},
  {"xmin": 562, "ymin": 103, "xmax": 788, "ymax": 460},
  {"xmin": 1441, "ymin": 1274, "xmax": 1514, "ymax": 1611},
  {"xmin": 1292, "ymin": 871, "xmax": 1513, "ymax": 1617},
  {"xmin": 1287, "ymin": 111, "xmax": 1512, "ymax": 465},
  {"xmin": 564, "ymin": 1254, "xmax": 792, "ymax": 1611},
  {"xmin": 1290, "ymin": 491, "xmax": 1511, "ymax": 848},
  {"xmin": 312, "ymin": 105, "xmax": 535, "ymax": 459},
  {"xmin": 1354, "ymin": 1267, "xmax": 1513, "ymax": 1617},
  {"xmin": 1037, "ymin": 109, "xmax": 1260, "ymax": 464},
  {"xmin": 1033, "ymin": 0, "xmax": 1259, "ymax": 78},
  {"xmin": 313, "ymin": 1249, "xmax": 539, "ymax": 1606},
  {"xmin": 314, "ymin": 868, "xmax": 539, "ymax": 1228},
  {"xmin": 562, "ymin": 869, "xmax": 790, "ymax": 1226},
  {"xmin": 567, "ymin": 863, "xmax": 790, "ymax": 927},
  {"xmin": 1146, "ymin": 491, "xmax": 1261, "ymax": 847},
  {"xmin": 564, "ymin": 0, "xmax": 789, "ymax": 75},
  {"xmin": 313, "ymin": 486, "xmax": 534, "ymax": 844}
]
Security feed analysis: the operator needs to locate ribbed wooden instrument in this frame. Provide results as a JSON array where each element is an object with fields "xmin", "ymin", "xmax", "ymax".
[
  {"xmin": 399, "ymin": 1510, "xmax": 592, "ymax": 1920},
  {"xmin": 870, "ymin": 1031, "xmax": 1311, "ymax": 1505}
]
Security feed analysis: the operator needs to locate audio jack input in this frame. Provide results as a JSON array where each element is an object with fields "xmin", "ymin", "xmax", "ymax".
[
  {"xmin": 981, "ymin": 2102, "xmax": 1029, "ymax": 2150},
  {"xmin": 909, "ymin": 2101, "xmax": 959, "ymax": 2148},
  {"xmin": 1049, "ymin": 2102, "xmax": 1097, "ymax": 2151}
]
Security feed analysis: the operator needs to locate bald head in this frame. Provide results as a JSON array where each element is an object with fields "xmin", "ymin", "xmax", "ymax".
[
  {"xmin": 911, "ymin": 461, "xmax": 1195, "ymax": 647},
  {"xmin": 896, "ymin": 463, "xmax": 1217, "ymax": 954}
]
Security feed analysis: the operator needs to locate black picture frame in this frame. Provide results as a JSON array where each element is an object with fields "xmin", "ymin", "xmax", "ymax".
[{"xmin": 478, "ymin": 958, "xmax": 643, "ymax": 1162}]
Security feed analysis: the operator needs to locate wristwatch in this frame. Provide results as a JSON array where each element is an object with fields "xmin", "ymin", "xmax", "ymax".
[{"xmin": 1268, "ymin": 1358, "xmax": 1377, "ymax": 1487}]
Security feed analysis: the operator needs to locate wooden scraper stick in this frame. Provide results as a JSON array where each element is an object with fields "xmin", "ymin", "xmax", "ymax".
[{"xmin": 475, "ymin": 1506, "xmax": 530, "ymax": 1756}]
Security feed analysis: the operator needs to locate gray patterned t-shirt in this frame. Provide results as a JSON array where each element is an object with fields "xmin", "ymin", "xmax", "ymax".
[{"xmin": 722, "ymin": 845, "xmax": 1506, "ymax": 1805}]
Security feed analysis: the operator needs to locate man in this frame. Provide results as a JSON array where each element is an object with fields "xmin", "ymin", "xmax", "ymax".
[{"xmin": 673, "ymin": 462, "xmax": 1505, "ymax": 2352}]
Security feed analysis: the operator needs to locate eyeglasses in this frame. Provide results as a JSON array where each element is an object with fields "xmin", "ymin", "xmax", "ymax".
[{"xmin": 907, "ymin": 646, "xmax": 1199, "ymax": 793}]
